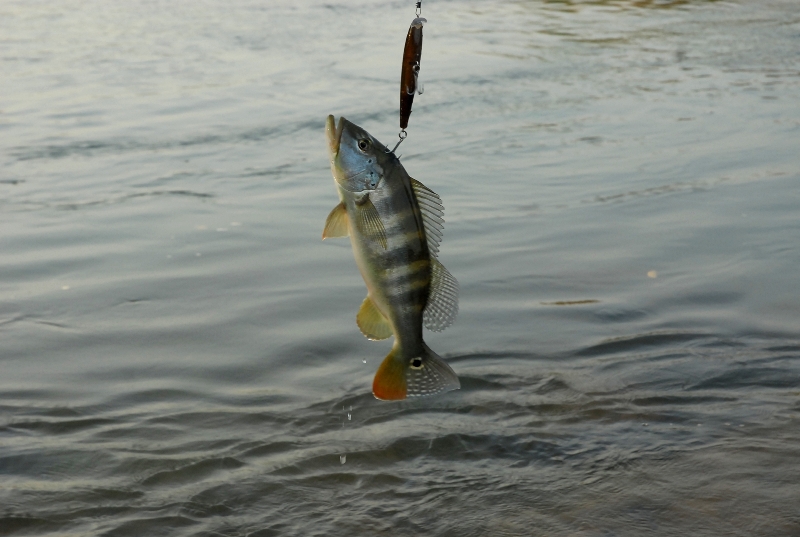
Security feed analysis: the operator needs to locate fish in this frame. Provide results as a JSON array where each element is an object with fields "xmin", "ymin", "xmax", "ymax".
[{"xmin": 323, "ymin": 115, "xmax": 460, "ymax": 400}]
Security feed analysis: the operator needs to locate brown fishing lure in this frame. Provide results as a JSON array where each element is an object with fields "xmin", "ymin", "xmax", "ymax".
[{"xmin": 400, "ymin": 17, "xmax": 426, "ymax": 130}]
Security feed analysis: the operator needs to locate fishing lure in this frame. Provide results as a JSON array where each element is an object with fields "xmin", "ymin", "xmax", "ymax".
[
  {"xmin": 389, "ymin": 2, "xmax": 426, "ymax": 153},
  {"xmin": 400, "ymin": 16, "xmax": 425, "ymax": 130}
]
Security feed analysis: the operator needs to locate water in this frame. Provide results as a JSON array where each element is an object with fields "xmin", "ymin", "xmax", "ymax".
[{"xmin": 2, "ymin": 0, "xmax": 799, "ymax": 535}]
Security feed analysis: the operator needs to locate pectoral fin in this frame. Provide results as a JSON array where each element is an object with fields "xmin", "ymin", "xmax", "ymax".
[
  {"xmin": 322, "ymin": 202, "xmax": 349, "ymax": 239},
  {"xmin": 356, "ymin": 195, "xmax": 387, "ymax": 249},
  {"xmin": 357, "ymin": 295, "xmax": 393, "ymax": 340}
]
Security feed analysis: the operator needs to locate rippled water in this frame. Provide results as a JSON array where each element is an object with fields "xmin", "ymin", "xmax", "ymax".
[{"xmin": 2, "ymin": 0, "xmax": 800, "ymax": 535}]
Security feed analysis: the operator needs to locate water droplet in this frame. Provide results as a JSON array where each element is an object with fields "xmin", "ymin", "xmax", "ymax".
[
  {"xmin": 340, "ymin": 455, "xmax": 346, "ymax": 464},
  {"xmin": 362, "ymin": 359, "xmax": 367, "ymax": 364},
  {"xmin": 347, "ymin": 413, "xmax": 351, "ymax": 420},
  {"xmin": 416, "ymin": 79, "xmax": 424, "ymax": 95}
]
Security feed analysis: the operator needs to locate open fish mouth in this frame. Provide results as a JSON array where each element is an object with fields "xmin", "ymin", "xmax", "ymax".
[{"xmin": 326, "ymin": 115, "xmax": 344, "ymax": 157}]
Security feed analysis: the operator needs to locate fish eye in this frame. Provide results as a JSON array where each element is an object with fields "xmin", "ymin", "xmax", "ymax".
[
  {"xmin": 357, "ymin": 139, "xmax": 370, "ymax": 152},
  {"xmin": 410, "ymin": 357, "xmax": 423, "ymax": 369}
]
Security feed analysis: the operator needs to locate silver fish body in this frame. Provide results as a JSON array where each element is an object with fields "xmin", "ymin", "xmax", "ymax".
[{"xmin": 323, "ymin": 115, "xmax": 459, "ymax": 400}]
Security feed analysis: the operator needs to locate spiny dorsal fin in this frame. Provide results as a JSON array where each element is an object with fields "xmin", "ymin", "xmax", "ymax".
[
  {"xmin": 356, "ymin": 194, "xmax": 387, "ymax": 249},
  {"xmin": 423, "ymin": 257, "xmax": 459, "ymax": 332},
  {"xmin": 357, "ymin": 295, "xmax": 393, "ymax": 341},
  {"xmin": 410, "ymin": 178, "xmax": 445, "ymax": 257},
  {"xmin": 322, "ymin": 202, "xmax": 349, "ymax": 239}
]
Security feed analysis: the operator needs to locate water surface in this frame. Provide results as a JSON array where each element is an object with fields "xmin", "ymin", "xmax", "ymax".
[{"xmin": 2, "ymin": 0, "xmax": 799, "ymax": 535}]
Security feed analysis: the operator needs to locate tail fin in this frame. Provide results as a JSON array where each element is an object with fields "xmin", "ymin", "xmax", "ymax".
[{"xmin": 372, "ymin": 343, "xmax": 460, "ymax": 401}]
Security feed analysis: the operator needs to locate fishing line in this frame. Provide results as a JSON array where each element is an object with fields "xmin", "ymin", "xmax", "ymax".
[{"xmin": 388, "ymin": 1, "xmax": 426, "ymax": 154}]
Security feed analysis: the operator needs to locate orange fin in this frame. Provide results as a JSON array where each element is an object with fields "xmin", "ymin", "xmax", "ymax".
[
  {"xmin": 372, "ymin": 348, "xmax": 407, "ymax": 400},
  {"xmin": 372, "ymin": 344, "xmax": 460, "ymax": 401}
]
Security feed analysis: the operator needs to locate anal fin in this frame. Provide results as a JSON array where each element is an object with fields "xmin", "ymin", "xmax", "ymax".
[
  {"xmin": 322, "ymin": 202, "xmax": 349, "ymax": 239},
  {"xmin": 357, "ymin": 295, "xmax": 393, "ymax": 341}
]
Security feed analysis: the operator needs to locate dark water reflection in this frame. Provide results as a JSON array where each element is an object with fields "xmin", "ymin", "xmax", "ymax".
[{"xmin": 2, "ymin": 0, "xmax": 799, "ymax": 535}]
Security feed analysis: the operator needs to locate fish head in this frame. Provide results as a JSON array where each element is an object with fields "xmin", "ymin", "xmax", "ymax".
[{"xmin": 326, "ymin": 115, "xmax": 389, "ymax": 193}]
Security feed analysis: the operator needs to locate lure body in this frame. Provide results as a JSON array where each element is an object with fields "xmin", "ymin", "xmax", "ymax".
[{"xmin": 400, "ymin": 17, "xmax": 426, "ymax": 130}]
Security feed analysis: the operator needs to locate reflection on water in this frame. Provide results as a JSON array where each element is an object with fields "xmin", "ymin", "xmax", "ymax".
[{"xmin": 1, "ymin": 0, "xmax": 799, "ymax": 535}]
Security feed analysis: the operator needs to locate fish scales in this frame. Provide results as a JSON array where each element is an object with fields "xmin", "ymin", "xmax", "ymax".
[
  {"xmin": 363, "ymin": 175, "xmax": 430, "ymax": 334},
  {"xmin": 323, "ymin": 115, "xmax": 460, "ymax": 400}
]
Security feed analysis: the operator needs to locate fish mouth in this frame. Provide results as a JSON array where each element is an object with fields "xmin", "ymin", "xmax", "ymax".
[{"xmin": 326, "ymin": 115, "xmax": 344, "ymax": 157}]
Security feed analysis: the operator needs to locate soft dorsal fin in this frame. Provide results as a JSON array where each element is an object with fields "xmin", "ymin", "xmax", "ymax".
[
  {"xmin": 322, "ymin": 202, "xmax": 349, "ymax": 239},
  {"xmin": 357, "ymin": 295, "xmax": 393, "ymax": 341},
  {"xmin": 355, "ymin": 194, "xmax": 387, "ymax": 249},
  {"xmin": 423, "ymin": 257, "xmax": 459, "ymax": 332},
  {"xmin": 410, "ymin": 178, "xmax": 445, "ymax": 257}
]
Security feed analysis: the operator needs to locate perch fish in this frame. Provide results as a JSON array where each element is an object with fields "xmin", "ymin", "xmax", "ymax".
[{"xmin": 323, "ymin": 115, "xmax": 459, "ymax": 400}]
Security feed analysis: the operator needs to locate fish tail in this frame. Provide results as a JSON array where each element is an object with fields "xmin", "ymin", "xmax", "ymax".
[{"xmin": 372, "ymin": 342, "xmax": 460, "ymax": 401}]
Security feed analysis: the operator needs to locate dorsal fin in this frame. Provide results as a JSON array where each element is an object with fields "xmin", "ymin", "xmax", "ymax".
[
  {"xmin": 423, "ymin": 257, "xmax": 459, "ymax": 332},
  {"xmin": 410, "ymin": 178, "xmax": 445, "ymax": 257}
]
